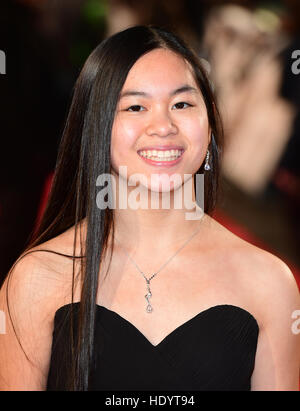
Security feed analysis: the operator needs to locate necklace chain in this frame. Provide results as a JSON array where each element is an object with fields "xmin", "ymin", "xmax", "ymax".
[{"xmin": 114, "ymin": 214, "xmax": 204, "ymax": 313}]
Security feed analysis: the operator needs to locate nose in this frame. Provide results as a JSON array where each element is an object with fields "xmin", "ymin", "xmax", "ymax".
[{"xmin": 145, "ymin": 109, "xmax": 178, "ymax": 137}]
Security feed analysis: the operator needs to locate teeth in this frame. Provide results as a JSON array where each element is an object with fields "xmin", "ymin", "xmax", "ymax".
[{"xmin": 139, "ymin": 149, "xmax": 182, "ymax": 160}]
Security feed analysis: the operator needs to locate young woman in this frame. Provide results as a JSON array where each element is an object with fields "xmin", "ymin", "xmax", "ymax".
[{"xmin": 0, "ymin": 25, "xmax": 299, "ymax": 391}]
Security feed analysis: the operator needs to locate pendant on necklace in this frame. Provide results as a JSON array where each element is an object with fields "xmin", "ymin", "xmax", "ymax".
[{"xmin": 145, "ymin": 279, "xmax": 153, "ymax": 313}]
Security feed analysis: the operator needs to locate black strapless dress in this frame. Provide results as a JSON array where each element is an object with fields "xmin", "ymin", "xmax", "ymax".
[{"xmin": 46, "ymin": 303, "xmax": 259, "ymax": 391}]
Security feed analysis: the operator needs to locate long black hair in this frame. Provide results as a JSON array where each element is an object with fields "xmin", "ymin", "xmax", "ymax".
[{"xmin": 7, "ymin": 25, "xmax": 223, "ymax": 390}]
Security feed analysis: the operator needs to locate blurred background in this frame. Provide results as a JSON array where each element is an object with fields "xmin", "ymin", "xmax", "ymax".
[{"xmin": 0, "ymin": 0, "xmax": 299, "ymax": 290}]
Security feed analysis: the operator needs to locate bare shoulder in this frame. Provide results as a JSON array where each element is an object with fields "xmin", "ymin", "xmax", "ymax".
[
  {"xmin": 204, "ymin": 215, "xmax": 300, "ymax": 390},
  {"xmin": 1, "ymin": 220, "xmax": 86, "ymax": 318},
  {"xmin": 204, "ymin": 214, "xmax": 300, "ymax": 323},
  {"xmin": 0, "ymin": 222, "xmax": 86, "ymax": 390}
]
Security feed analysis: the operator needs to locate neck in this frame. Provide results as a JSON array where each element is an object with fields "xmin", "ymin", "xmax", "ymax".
[{"xmin": 110, "ymin": 174, "xmax": 205, "ymax": 252}]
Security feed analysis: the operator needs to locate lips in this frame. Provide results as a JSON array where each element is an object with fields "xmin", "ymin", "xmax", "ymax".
[
  {"xmin": 137, "ymin": 145, "xmax": 185, "ymax": 152},
  {"xmin": 137, "ymin": 146, "xmax": 185, "ymax": 166}
]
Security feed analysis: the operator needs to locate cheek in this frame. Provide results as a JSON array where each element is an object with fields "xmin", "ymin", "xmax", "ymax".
[
  {"xmin": 179, "ymin": 116, "xmax": 209, "ymax": 177},
  {"xmin": 111, "ymin": 118, "xmax": 139, "ymax": 166},
  {"xmin": 185, "ymin": 115, "xmax": 209, "ymax": 157},
  {"xmin": 113, "ymin": 117, "xmax": 141, "ymax": 141}
]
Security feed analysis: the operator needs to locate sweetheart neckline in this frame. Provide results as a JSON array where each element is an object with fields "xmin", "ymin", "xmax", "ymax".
[{"xmin": 53, "ymin": 303, "xmax": 259, "ymax": 348}]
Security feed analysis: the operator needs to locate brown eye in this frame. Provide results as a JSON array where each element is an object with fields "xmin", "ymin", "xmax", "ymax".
[
  {"xmin": 127, "ymin": 105, "xmax": 145, "ymax": 112},
  {"xmin": 173, "ymin": 102, "xmax": 192, "ymax": 109}
]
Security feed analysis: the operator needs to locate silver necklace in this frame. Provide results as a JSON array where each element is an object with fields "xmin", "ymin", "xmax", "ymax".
[{"xmin": 115, "ymin": 219, "xmax": 204, "ymax": 313}]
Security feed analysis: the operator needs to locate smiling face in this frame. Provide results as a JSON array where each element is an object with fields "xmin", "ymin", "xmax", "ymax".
[{"xmin": 111, "ymin": 48, "xmax": 210, "ymax": 192}]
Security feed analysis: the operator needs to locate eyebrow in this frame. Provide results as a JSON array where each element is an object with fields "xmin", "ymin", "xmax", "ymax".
[{"xmin": 119, "ymin": 85, "xmax": 199, "ymax": 99}]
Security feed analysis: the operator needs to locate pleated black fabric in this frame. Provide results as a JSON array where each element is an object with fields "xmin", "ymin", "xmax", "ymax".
[{"xmin": 46, "ymin": 303, "xmax": 259, "ymax": 391}]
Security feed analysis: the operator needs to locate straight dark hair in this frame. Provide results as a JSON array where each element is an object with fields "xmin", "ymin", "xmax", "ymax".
[{"xmin": 8, "ymin": 25, "xmax": 224, "ymax": 390}]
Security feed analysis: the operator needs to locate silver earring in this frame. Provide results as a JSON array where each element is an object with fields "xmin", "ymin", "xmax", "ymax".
[{"xmin": 204, "ymin": 149, "xmax": 211, "ymax": 171}]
